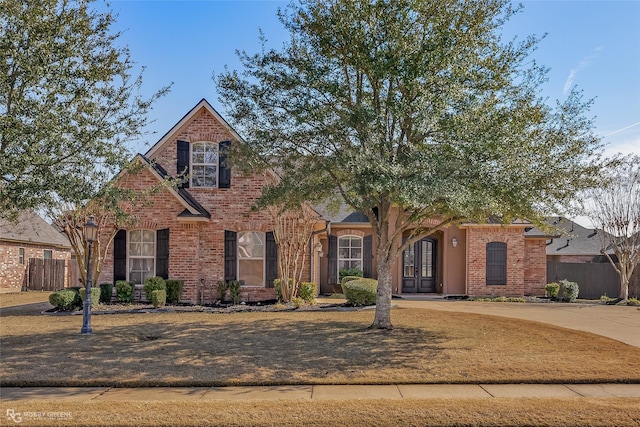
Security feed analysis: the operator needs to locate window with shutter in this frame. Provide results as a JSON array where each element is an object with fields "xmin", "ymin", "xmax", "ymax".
[{"xmin": 486, "ymin": 242, "xmax": 507, "ymax": 285}]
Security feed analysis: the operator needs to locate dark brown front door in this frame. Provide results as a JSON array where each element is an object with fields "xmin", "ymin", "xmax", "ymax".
[{"xmin": 402, "ymin": 238, "xmax": 437, "ymax": 293}]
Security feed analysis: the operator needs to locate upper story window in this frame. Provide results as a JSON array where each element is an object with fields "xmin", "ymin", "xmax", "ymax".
[
  {"xmin": 128, "ymin": 229, "xmax": 155, "ymax": 285},
  {"xmin": 191, "ymin": 142, "xmax": 218, "ymax": 188},
  {"xmin": 338, "ymin": 235, "xmax": 363, "ymax": 273}
]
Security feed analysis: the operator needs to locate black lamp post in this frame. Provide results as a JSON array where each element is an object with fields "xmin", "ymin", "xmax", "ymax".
[{"xmin": 81, "ymin": 216, "xmax": 98, "ymax": 334}]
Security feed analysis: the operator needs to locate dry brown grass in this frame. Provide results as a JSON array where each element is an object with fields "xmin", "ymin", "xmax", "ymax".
[
  {"xmin": 2, "ymin": 398, "xmax": 639, "ymax": 426},
  {"xmin": 2, "ymin": 300, "xmax": 639, "ymax": 387},
  {"xmin": 0, "ymin": 291, "xmax": 50, "ymax": 308}
]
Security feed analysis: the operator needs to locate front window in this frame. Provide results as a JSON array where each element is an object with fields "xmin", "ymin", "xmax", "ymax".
[
  {"xmin": 43, "ymin": 250, "xmax": 52, "ymax": 260},
  {"xmin": 338, "ymin": 235, "xmax": 362, "ymax": 273},
  {"xmin": 128, "ymin": 230, "xmax": 155, "ymax": 285},
  {"xmin": 19, "ymin": 247, "xmax": 25, "ymax": 264},
  {"xmin": 238, "ymin": 231, "xmax": 264, "ymax": 286},
  {"xmin": 486, "ymin": 242, "xmax": 507, "ymax": 285},
  {"xmin": 191, "ymin": 142, "xmax": 218, "ymax": 187}
]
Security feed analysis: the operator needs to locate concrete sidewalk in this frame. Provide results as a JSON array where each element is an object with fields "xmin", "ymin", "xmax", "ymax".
[
  {"xmin": 2, "ymin": 384, "xmax": 640, "ymax": 402},
  {"xmin": 391, "ymin": 299, "xmax": 640, "ymax": 347}
]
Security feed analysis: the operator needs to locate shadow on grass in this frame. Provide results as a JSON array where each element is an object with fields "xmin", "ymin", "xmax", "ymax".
[{"xmin": 0, "ymin": 314, "xmax": 447, "ymax": 387}]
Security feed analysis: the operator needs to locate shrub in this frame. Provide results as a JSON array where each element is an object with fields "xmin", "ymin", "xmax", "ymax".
[
  {"xmin": 79, "ymin": 287, "xmax": 101, "ymax": 308},
  {"xmin": 558, "ymin": 279, "xmax": 579, "ymax": 302},
  {"xmin": 343, "ymin": 278, "xmax": 377, "ymax": 306},
  {"xmin": 545, "ymin": 282, "xmax": 560, "ymax": 298},
  {"xmin": 151, "ymin": 289, "xmax": 166, "ymax": 308},
  {"xmin": 628, "ymin": 298, "xmax": 640, "ymax": 306},
  {"xmin": 273, "ymin": 278, "xmax": 294, "ymax": 302},
  {"xmin": 115, "ymin": 280, "xmax": 133, "ymax": 303},
  {"xmin": 292, "ymin": 297, "xmax": 304, "ymax": 308},
  {"xmin": 67, "ymin": 286, "xmax": 83, "ymax": 309},
  {"xmin": 165, "ymin": 279, "xmax": 184, "ymax": 304},
  {"xmin": 229, "ymin": 280, "xmax": 242, "ymax": 305},
  {"xmin": 143, "ymin": 276, "xmax": 166, "ymax": 302},
  {"xmin": 48, "ymin": 289, "xmax": 78, "ymax": 310},
  {"xmin": 99, "ymin": 283, "xmax": 113, "ymax": 303},
  {"xmin": 298, "ymin": 282, "xmax": 317, "ymax": 304},
  {"xmin": 217, "ymin": 280, "xmax": 229, "ymax": 302},
  {"xmin": 339, "ymin": 268, "xmax": 363, "ymax": 284},
  {"xmin": 341, "ymin": 275, "xmax": 363, "ymax": 286}
]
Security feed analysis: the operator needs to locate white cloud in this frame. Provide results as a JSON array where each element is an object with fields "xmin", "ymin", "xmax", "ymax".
[{"xmin": 563, "ymin": 46, "xmax": 604, "ymax": 94}]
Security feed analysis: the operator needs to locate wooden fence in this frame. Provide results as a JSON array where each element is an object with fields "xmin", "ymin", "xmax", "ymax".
[
  {"xmin": 547, "ymin": 262, "xmax": 640, "ymax": 299},
  {"xmin": 27, "ymin": 258, "xmax": 66, "ymax": 291}
]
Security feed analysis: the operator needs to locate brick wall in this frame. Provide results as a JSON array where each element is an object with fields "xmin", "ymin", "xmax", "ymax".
[
  {"xmin": 466, "ymin": 226, "xmax": 525, "ymax": 297},
  {"xmin": 524, "ymin": 239, "xmax": 547, "ymax": 296},
  {"xmin": 0, "ymin": 242, "xmax": 70, "ymax": 292}
]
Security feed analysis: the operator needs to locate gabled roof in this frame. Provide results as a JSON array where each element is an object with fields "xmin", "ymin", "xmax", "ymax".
[
  {"xmin": 313, "ymin": 201, "xmax": 369, "ymax": 224},
  {"xmin": 135, "ymin": 154, "xmax": 211, "ymax": 220},
  {"xmin": 0, "ymin": 211, "xmax": 71, "ymax": 248},
  {"xmin": 530, "ymin": 217, "xmax": 613, "ymax": 256},
  {"xmin": 145, "ymin": 98, "xmax": 244, "ymax": 158}
]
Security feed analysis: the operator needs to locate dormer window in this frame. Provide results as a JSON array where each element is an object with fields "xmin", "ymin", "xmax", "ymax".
[{"xmin": 191, "ymin": 142, "xmax": 218, "ymax": 187}]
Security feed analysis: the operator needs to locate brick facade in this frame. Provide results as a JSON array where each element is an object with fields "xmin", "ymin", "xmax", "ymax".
[{"xmin": 0, "ymin": 242, "xmax": 70, "ymax": 293}]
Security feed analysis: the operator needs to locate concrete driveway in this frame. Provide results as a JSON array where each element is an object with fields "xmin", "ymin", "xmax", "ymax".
[{"xmin": 394, "ymin": 298, "xmax": 640, "ymax": 347}]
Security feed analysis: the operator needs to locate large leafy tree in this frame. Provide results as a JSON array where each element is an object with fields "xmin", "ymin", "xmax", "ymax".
[
  {"xmin": 0, "ymin": 0, "xmax": 168, "ymax": 219},
  {"xmin": 216, "ymin": 0, "xmax": 602, "ymax": 329},
  {"xmin": 584, "ymin": 155, "xmax": 640, "ymax": 301}
]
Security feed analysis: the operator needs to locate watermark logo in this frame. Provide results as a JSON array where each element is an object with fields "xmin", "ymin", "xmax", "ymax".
[
  {"xmin": 6, "ymin": 409, "xmax": 22, "ymax": 424},
  {"xmin": 6, "ymin": 409, "xmax": 72, "ymax": 424}
]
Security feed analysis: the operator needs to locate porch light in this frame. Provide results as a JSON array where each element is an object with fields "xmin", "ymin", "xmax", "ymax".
[
  {"xmin": 451, "ymin": 237, "xmax": 458, "ymax": 248},
  {"xmin": 81, "ymin": 216, "xmax": 98, "ymax": 334},
  {"xmin": 314, "ymin": 242, "xmax": 324, "ymax": 257}
]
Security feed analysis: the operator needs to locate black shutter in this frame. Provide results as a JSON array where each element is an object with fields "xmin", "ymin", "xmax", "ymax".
[
  {"xmin": 265, "ymin": 231, "xmax": 278, "ymax": 288},
  {"xmin": 486, "ymin": 242, "xmax": 507, "ymax": 285},
  {"xmin": 363, "ymin": 235, "xmax": 373, "ymax": 278},
  {"xmin": 224, "ymin": 230, "xmax": 237, "ymax": 281},
  {"xmin": 177, "ymin": 140, "xmax": 190, "ymax": 188},
  {"xmin": 218, "ymin": 140, "xmax": 231, "ymax": 188},
  {"xmin": 156, "ymin": 228, "xmax": 169, "ymax": 279},
  {"xmin": 113, "ymin": 229, "xmax": 127, "ymax": 281},
  {"xmin": 328, "ymin": 235, "xmax": 338, "ymax": 284}
]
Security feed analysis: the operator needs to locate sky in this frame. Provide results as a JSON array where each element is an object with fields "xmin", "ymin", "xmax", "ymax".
[{"xmin": 103, "ymin": 0, "xmax": 639, "ymax": 226}]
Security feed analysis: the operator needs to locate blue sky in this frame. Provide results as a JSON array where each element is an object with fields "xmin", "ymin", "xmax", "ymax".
[{"xmin": 105, "ymin": 0, "xmax": 639, "ymax": 227}]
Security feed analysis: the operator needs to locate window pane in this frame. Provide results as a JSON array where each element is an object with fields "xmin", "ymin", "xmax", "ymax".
[
  {"xmin": 142, "ymin": 230, "xmax": 154, "ymax": 242},
  {"xmin": 204, "ymin": 147, "xmax": 218, "ymax": 164},
  {"xmin": 142, "ymin": 243, "xmax": 154, "ymax": 256},
  {"xmin": 203, "ymin": 166, "xmax": 217, "ymax": 187},
  {"xmin": 43, "ymin": 250, "xmax": 52, "ymax": 260},
  {"xmin": 351, "ymin": 248, "xmax": 362, "ymax": 259},
  {"xmin": 403, "ymin": 244, "xmax": 414, "ymax": 277},
  {"xmin": 339, "ymin": 248, "xmax": 350, "ymax": 258},
  {"xmin": 192, "ymin": 152, "xmax": 204, "ymax": 164},
  {"xmin": 192, "ymin": 142, "xmax": 205, "ymax": 153},
  {"xmin": 129, "ymin": 272, "xmax": 142, "ymax": 285},
  {"xmin": 129, "ymin": 242, "xmax": 141, "ymax": 256},
  {"xmin": 130, "ymin": 230, "xmax": 141, "ymax": 242},
  {"xmin": 239, "ymin": 259, "xmax": 263, "ymax": 286},
  {"xmin": 239, "ymin": 232, "xmax": 264, "ymax": 258},
  {"xmin": 350, "ymin": 237, "xmax": 361, "ymax": 248}
]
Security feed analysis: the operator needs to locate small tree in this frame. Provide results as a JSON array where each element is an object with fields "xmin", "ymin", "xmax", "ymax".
[
  {"xmin": 584, "ymin": 155, "xmax": 640, "ymax": 300},
  {"xmin": 267, "ymin": 203, "xmax": 320, "ymax": 302}
]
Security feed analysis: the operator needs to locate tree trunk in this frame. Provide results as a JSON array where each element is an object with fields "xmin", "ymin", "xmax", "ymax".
[
  {"xmin": 371, "ymin": 252, "xmax": 394, "ymax": 329},
  {"xmin": 619, "ymin": 263, "xmax": 630, "ymax": 301}
]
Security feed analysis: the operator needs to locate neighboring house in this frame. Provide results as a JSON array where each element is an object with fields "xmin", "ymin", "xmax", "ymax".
[
  {"xmin": 99, "ymin": 99, "xmax": 549, "ymax": 302},
  {"xmin": 0, "ymin": 211, "xmax": 72, "ymax": 293},
  {"xmin": 537, "ymin": 217, "xmax": 614, "ymax": 263}
]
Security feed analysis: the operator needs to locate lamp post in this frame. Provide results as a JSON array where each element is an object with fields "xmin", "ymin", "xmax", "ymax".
[{"xmin": 81, "ymin": 216, "xmax": 98, "ymax": 334}]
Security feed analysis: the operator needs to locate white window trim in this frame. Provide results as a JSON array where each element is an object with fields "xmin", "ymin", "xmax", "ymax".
[
  {"xmin": 237, "ymin": 231, "xmax": 266, "ymax": 287},
  {"xmin": 190, "ymin": 141, "xmax": 219, "ymax": 188},
  {"xmin": 337, "ymin": 235, "xmax": 363, "ymax": 277},
  {"xmin": 127, "ymin": 229, "xmax": 156, "ymax": 285}
]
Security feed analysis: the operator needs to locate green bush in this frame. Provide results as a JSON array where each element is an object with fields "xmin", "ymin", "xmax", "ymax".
[
  {"xmin": 165, "ymin": 279, "xmax": 184, "ymax": 304},
  {"xmin": 339, "ymin": 268, "xmax": 363, "ymax": 284},
  {"xmin": 143, "ymin": 276, "xmax": 166, "ymax": 302},
  {"xmin": 545, "ymin": 282, "xmax": 560, "ymax": 298},
  {"xmin": 341, "ymin": 275, "xmax": 363, "ymax": 286},
  {"xmin": 48, "ymin": 289, "xmax": 78, "ymax": 310},
  {"xmin": 79, "ymin": 287, "xmax": 101, "ymax": 308},
  {"xmin": 151, "ymin": 289, "xmax": 166, "ymax": 308},
  {"xmin": 115, "ymin": 280, "xmax": 133, "ymax": 303},
  {"xmin": 292, "ymin": 296, "xmax": 304, "ymax": 308},
  {"xmin": 558, "ymin": 279, "xmax": 579, "ymax": 302},
  {"xmin": 343, "ymin": 278, "xmax": 378, "ymax": 306},
  {"xmin": 99, "ymin": 283, "xmax": 113, "ymax": 303},
  {"xmin": 229, "ymin": 280, "xmax": 242, "ymax": 305},
  {"xmin": 298, "ymin": 282, "xmax": 317, "ymax": 304},
  {"xmin": 217, "ymin": 280, "xmax": 229, "ymax": 302},
  {"xmin": 273, "ymin": 278, "xmax": 294, "ymax": 302}
]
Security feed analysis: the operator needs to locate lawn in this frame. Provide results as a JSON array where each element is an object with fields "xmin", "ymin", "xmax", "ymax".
[{"xmin": 1, "ymin": 292, "xmax": 639, "ymax": 426}]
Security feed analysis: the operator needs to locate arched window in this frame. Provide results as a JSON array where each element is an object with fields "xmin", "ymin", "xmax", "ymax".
[
  {"xmin": 128, "ymin": 229, "xmax": 155, "ymax": 284},
  {"xmin": 338, "ymin": 235, "xmax": 363, "ymax": 275},
  {"xmin": 486, "ymin": 242, "xmax": 507, "ymax": 285},
  {"xmin": 191, "ymin": 142, "xmax": 218, "ymax": 187}
]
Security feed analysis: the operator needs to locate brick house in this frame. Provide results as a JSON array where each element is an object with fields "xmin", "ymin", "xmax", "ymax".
[
  {"xmin": 99, "ymin": 99, "xmax": 548, "ymax": 302},
  {"xmin": 0, "ymin": 211, "xmax": 71, "ymax": 293}
]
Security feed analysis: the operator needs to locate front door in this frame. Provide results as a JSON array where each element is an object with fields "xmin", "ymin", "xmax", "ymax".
[{"xmin": 402, "ymin": 238, "xmax": 437, "ymax": 293}]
